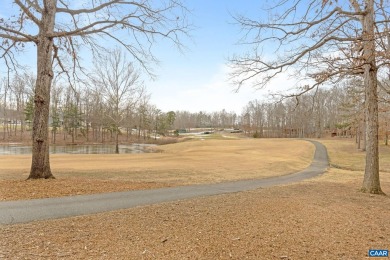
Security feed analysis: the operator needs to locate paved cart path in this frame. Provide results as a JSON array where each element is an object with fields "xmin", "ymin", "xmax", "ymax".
[{"xmin": 0, "ymin": 140, "xmax": 328, "ymax": 225}]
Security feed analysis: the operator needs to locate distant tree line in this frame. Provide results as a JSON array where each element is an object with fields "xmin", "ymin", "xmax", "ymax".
[
  {"xmin": 2, "ymin": 74, "xmax": 390, "ymax": 146},
  {"xmin": 173, "ymin": 81, "xmax": 390, "ymax": 145},
  {"xmin": 0, "ymin": 70, "xmax": 177, "ymax": 146}
]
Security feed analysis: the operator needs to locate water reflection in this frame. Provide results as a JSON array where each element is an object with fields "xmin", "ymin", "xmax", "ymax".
[{"xmin": 0, "ymin": 144, "xmax": 157, "ymax": 155}]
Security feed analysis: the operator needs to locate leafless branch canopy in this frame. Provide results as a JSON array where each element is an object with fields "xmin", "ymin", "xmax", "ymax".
[
  {"xmin": 90, "ymin": 48, "xmax": 145, "ymax": 127},
  {"xmin": 229, "ymin": 0, "xmax": 390, "ymax": 98},
  {"xmin": 0, "ymin": 0, "xmax": 191, "ymax": 76}
]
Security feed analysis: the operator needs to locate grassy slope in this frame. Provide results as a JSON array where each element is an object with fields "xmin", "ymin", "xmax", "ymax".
[
  {"xmin": 2, "ymin": 136, "xmax": 390, "ymax": 198},
  {"xmin": 0, "ymin": 137, "xmax": 314, "ymax": 200},
  {"xmin": 0, "ymin": 138, "xmax": 314, "ymax": 182},
  {"xmin": 316, "ymin": 139, "xmax": 390, "ymax": 185}
]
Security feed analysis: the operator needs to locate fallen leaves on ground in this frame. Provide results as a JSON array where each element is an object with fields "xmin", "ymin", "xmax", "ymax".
[
  {"xmin": 1, "ymin": 179, "xmax": 389, "ymax": 259},
  {"xmin": 0, "ymin": 178, "xmax": 172, "ymax": 201}
]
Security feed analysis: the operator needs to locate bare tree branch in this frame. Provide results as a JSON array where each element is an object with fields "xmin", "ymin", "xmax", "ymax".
[
  {"xmin": 0, "ymin": 28, "xmax": 37, "ymax": 42},
  {"xmin": 14, "ymin": 0, "xmax": 41, "ymax": 25}
]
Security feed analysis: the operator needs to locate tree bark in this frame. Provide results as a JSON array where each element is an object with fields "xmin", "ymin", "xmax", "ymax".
[
  {"xmin": 357, "ymin": 125, "xmax": 361, "ymax": 150},
  {"xmin": 115, "ymin": 130, "xmax": 119, "ymax": 154},
  {"xmin": 361, "ymin": 0, "xmax": 382, "ymax": 194},
  {"xmin": 28, "ymin": 0, "xmax": 56, "ymax": 179}
]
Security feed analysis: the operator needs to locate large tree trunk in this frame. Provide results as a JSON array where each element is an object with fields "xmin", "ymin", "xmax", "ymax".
[
  {"xmin": 361, "ymin": 0, "xmax": 382, "ymax": 194},
  {"xmin": 28, "ymin": 0, "xmax": 56, "ymax": 179}
]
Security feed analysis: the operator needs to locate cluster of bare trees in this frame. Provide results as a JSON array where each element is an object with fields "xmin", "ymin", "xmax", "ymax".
[
  {"xmin": 0, "ymin": 79, "xmax": 363, "ymax": 141},
  {"xmin": 240, "ymin": 83, "xmax": 390, "ymax": 142},
  {"xmin": 173, "ymin": 109, "xmax": 238, "ymax": 130},
  {"xmin": 4, "ymin": 74, "xmax": 390, "ymax": 145},
  {"xmin": 1, "ymin": 68, "xmax": 177, "ymax": 147},
  {"xmin": 5, "ymin": 72, "xmax": 390, "ymax": 142},
  {"xmin": 0, "ymin": 73, "xmax": 35, "ymax": 139},
  {"xmin": 171, "ymin": 82, "xmax": 390, "ymax": 141}
]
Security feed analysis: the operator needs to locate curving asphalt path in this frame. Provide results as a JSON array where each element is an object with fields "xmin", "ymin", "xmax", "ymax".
[{"xmin": 0, "ymin": 140, "xmax": 328, "ymax": 225}]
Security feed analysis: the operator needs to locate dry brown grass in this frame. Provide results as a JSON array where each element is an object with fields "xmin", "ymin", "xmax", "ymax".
[
  {"xmin": 0, "ymin": 138, "xmax": 314, "ymax": 201},
  {"xmin": 319, "ymin": 138, "xmax": 390, "ymax": 172},
  {"xmin": 1, "ymin": 171, "xmax": 389, "ymax": 259},
  {"xmin": 315, "ymin": 138, "xmax": 390, "ymax": 188},
  {"xmin": 2, "ymin": 138, "xmax": 390, "ymax": 259}
]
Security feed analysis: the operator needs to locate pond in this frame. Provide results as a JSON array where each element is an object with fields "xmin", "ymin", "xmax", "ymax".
[{"xmin": 0, "ymin": 144, "xmax": 157, "ymax": 155}]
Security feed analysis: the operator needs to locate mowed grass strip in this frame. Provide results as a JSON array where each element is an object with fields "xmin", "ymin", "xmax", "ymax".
[
  {"xmin": 319, "ymin": 139, "xmax": 390, "ymax": 172},
  {"xmin": 0, "ymin": 138, "xmax": 314, "ymax": 201},
  {"xmin": 313, "ymin": 138, "xmax": 390, "ymax": 184}
]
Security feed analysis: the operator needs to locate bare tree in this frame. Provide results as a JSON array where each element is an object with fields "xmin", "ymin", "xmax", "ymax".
[
  {"xmin": 230, "ymin": 0, "xmax": 387, "ymax": 194},
  {"xmin": 50, "ymin": 83, "xmax": 63, "ymax": 144},
  {"xmin": 0, "ymin": 79, "xmax": 7, "ymax": 140},
  {"xmin": 10, "ymin": 73, "xmax": 33, "ymax": 139},
  {"xmin": 0, "ymin": 0, "xmax": 189, "ymax": 179},
  {"xmin": 136, "ymin": 95, "xmax": 152, "ymax": 140},
  {"xmin": 91, "ymin": 49, "xmax": 144, "ymax": 154}
]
